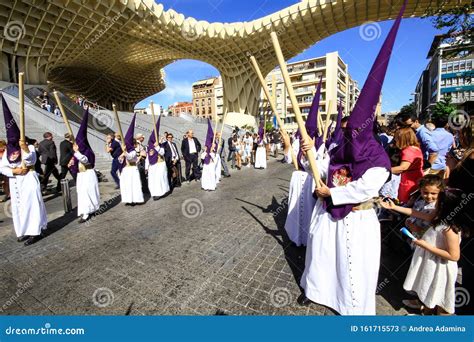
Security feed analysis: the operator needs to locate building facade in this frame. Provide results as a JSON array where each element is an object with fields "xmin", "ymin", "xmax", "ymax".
[
  {"xmin": 414, "ymin": 35, "xmax": 473, "ymax": 121},
  {"xmin": 259, "ymin": 52, "xmax": 360, "ymax": 131},
  {"xmin": 168, "ymin": 102, "xmax": 193, "ymax": 117},
  {"xmin": 192, "ymin": 77, "xmax": 224, "ymax": 120}
]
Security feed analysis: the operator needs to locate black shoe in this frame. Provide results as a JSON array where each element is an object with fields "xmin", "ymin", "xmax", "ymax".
[
  {"xmin": 297, "ymin": 294, "xmax": 313, "ymax": 306},
  {"xmin": 224, "ymin": 174, "xmax": 231, "ymax": 178},
  {"xmin": 24, "ymin": 235, "xmax": 41, "ymax": 246},
  {"xmin": 153, "ymin": 196, "xmax": 160, "ymax": 201},
  {"xmin": 17, "ymin": 236, "xmax": 29, "ymax": 242}
]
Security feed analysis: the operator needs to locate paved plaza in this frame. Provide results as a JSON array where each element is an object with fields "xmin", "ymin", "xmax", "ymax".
[{"xmin": 0, "ymin": 159, "xmax": 410, "ymax": 315}]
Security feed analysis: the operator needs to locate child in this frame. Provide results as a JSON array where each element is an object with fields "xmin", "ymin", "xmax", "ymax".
[
  {"xmin": 380, "ymin": 174, "xmax": 444, "ymax": 240},
  {"xmin": 403, "ymin": 191, "xmax": 470, "ymax": 315}
]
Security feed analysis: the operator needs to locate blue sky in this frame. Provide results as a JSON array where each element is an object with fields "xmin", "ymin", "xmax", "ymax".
[{"xmin": 136, "ymin": 0, "xmax": 446, "ymax": 113}]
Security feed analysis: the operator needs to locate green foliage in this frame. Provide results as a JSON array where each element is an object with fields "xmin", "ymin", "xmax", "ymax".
[
  {"xmin": 431, "ymin": 96, "xmax": 456, "ymax": 120},
  {"xmin": 265, "ymin": 121, "xmax": 274, "ymax": 132},
  {"xmin": 399, "ymin": 102, "xmax": 415, "ymax": 116},
  {"xmin": 424, "ymin": 4, "xmax": 473, "ymax": 46}
]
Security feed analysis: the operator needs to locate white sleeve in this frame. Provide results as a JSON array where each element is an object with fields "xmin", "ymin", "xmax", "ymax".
[
  {"xmin": 145, "ymin": 157, "xmax": 150, "ymax": 170},
  {"xmin": 22, "ymin": 145, "xmax": 37, "ymax": 167},
  {"xmin": 157, "ymin": 147, "xmax": 165, "ymax": 156},
  {"xmin": 0, "ymin": 166, "xmax": 13, "ymax": 177},
  {"xmin": 125, "ymin": 150, "xmax": 137, "ymax": 161},
  {"xmin": 74, "ymin": 151, "xmax": 89, "ymax": 164},
  {"xmin": 330, "ymin": 167, "xmax": 389, "ymax": 206}
]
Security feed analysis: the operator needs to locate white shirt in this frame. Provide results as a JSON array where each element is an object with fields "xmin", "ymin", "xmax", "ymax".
[
  {"xmin": 168, "ymin": 141, "xmax": 178, "ymax": 160},
  {"xmin": 188, "ymin": 138, "xmax": 197, "ymax": 154}
]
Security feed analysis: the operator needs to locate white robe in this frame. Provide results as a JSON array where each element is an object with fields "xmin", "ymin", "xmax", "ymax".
[
  {"xmin": 1, "ymin": 146, "xmax": 47, "ymax": 237},
  {"xmin": 120, "ymin": 151, "xmax": 144, "ymax": 204},
  {"xmin": 146, "ymin": 147, "xmax": 170, "ymax": 197},
  {"xmin": 284, "ymin": 145, "xmax": 321, "ymax": 247},
  {"xmin": 214, "ymin": 154, "xmax": 222, "ymax": 184},
  {"xmin": 300, "ymin": 156, "xmax": 389, "ymax": 315},
  {"xmin": 254, "ymin": 145, "xmax": 267, "ymax": 169},
  {"xmin": 201, "ymin": 152, "xmax": 217, "ymax": 191},
  {"xmin": 75, "ymin": 152, "xmax": 100, "ymax": 217}
]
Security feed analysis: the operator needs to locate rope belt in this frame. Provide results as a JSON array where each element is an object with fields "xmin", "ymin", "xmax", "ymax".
[
  {"xmin": 352, "ymin": 198, "xmax": 377, "ymax": 211},
  {"xmin": 78, "ymin": 164, "xmax": 93, "ymax": 173}
]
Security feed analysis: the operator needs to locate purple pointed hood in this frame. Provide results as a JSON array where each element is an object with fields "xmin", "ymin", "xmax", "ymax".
[
  {"xmin": 69, "ymin": 109, "xmax": 94, "ymax": 176},
  {"xmin": 297, "ymin": 80, "xmax": 323, "ymax": 169},
  {"xmin": 125, "ymin": 114, "xmax": 137, "ymax": 153},
  {"xmin": 306, "ymin": 76, "xmax": 323, "ymax": 140},
  {"xmin": 75, "ymin": 108, "xmax": 95, "ymax": 168},
  {"xmin": 204, "ymin": 118, "xmax": 214, "ymax": 165},
  {"xmin": 147, "ymin": 115, "xmax": 161, "ymax": 166},
  {"xmin": 325, "ymin": 1, "xmax": 406, "ymax": 220},
  {"xmin": 326, "ymin": 100, "xmax": 344, "ymax": 149},
  {"xmin": 1, "ymin": 94, "xmax": 21, "ymax": 163}
]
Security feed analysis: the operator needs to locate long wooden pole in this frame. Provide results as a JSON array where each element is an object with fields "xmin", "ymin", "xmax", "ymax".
[
  {"xmin": 18, "ymin": 72, "xmax": 25, "ymax": 142},
  {"xmin": 53, "ymin": 91, "xmax": 74, "ymax": 140},
  {"xmin": 249, "ymin": 55, "xmax": 298, "ymax": 170},
  {"xmin": 150, "ymin": 101, "xmax": 159, "ymax": 143},
  {"xmin": 112, "ymin": 104, "xmax": 125, "ymax": 150},
  {"xmin": 270, "ymin": 32, "xmax": 320, "ymax": 185},
  {"xmin": 323, "ymin": 100, "xmax": 333, "ymax": 143}
]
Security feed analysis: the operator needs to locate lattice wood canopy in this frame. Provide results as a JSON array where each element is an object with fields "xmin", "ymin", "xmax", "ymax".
[{"xmin": 0, "ymin": 0, "xmax": 468, "ymax": 111}]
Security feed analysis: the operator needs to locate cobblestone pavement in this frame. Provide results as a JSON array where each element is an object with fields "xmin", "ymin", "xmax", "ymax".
[{"xmin": 0, "ymin": 158, "xmax": 409, "ymax": 315}]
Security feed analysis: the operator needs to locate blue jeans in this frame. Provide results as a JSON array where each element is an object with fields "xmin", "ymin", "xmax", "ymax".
[{"xmin": 111, "ymin": 158, "xmax": 121, "ymax": 186}]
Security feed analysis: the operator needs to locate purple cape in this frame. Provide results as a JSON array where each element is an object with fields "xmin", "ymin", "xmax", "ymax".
[
  {"xmin": 203, "ymin": 118, "xmax": 214, "ymax": 165},
  {"xmin": 70, "ymin": 109, "xmax": 96, "ymax": 175},
  {"xmin": 324, "ymin": 1, "xmax": 406, "ymax": 220},
  {"xmin": 147, "ymin": 115, "xmax": 162, "ymax": 166},
  {"xmin": 1, "ymin": 94, "xmax": 21, "ymax": 163}
]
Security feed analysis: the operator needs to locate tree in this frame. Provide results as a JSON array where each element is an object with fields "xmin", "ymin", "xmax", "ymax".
[
  {"xmin": 431, "ymin": 96, "xmax": 456, "ymax": 121},
  {"xmin": 399, "ymin": 102, "xmax": 415, "ymax": 117},
  {"xmin": 424, "ymin": 3, "xmax": 473, "ymax": 46}
]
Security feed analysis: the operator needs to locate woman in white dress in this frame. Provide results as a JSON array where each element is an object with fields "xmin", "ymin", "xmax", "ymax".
[
  {"xmin": 72, "ymin": 108, "xmax": 100, "ymax": 223},
  {"xmin": 120, "ymin": 114, "xmax": 144, "ymax": 205},
  {"xmin": 146, "ymin": 118, "xmax": 170, "ymax": 200},
  {"xmin": 1, "ymin": 96, "xmax": 47, "ymax": 246}
]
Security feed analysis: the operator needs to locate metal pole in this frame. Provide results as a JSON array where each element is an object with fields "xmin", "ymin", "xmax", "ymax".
[{"xmin": 61, "ymin": 179, "xmax": 72, "ymax": 213}]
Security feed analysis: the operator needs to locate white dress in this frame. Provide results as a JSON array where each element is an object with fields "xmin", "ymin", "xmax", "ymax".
[
  {"xmin": 254, "ymin": 141, "xmax": 267, "ymax": 169},
  {"xmin": 403, "ymin": 224, "xmax": 459, "ymax": 314},
  {"xmin": 214, "ymin": 154, "xmax": 222, "ymax": 183},
  {"xmin": 300, "ymin": 156, "xmax": 389, "ymax": 315},
  {"xmin": 75, "ymin": 152, "xmax": 100, "ymax": 217},
  {"xmin": 201, "ymin": 152, "xmax": 217, "ymax": 191},
  {"xmin": 1, "ymin": 146, "xmax": 47, "ymax": 237},
  {"xmin": 146, "ymin": 147, "xmax": 170, "ymax": 197},
  {"xmin": 284, "ymin": 145, "xmax": 322, "ymax": 247},
  {"xmin": 120, "ymin": 151, "xmax": 144, "ymax": 204}
]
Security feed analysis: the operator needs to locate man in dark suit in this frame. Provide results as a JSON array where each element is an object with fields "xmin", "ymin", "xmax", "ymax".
[
  {"xmin": 163, "ymin": 133, "xmax": 182, "ymax": 189},
  {"xmin": 106, "ymin": 133, "xmax": 122, "ymax": 189},
  {"xmin": 59, "ymin": 133, "xmax": 76, "ymax": 181},
  {"xmin": 180, "ymin": 129, "xmax": 201, "ymax": 182},
  {"xmin": 38, "ymin": 132, "xmax": 61, "ymax": 192}
]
